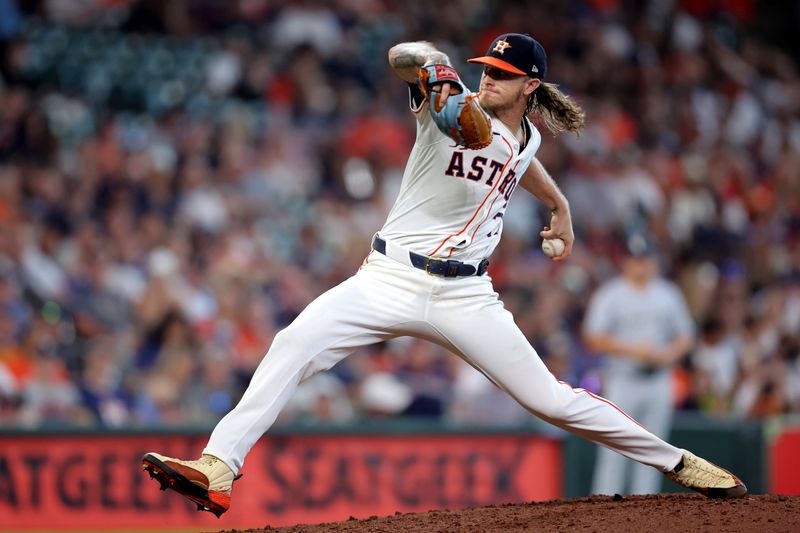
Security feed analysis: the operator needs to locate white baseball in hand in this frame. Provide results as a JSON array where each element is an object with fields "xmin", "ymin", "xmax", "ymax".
[{"xmin": 542, "ymin": 238, "xmax": 565, "ymax": 258}]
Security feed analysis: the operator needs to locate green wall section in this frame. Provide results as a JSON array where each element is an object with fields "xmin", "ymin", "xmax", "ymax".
[{"xmin": 563, "ymin": 413, "xmax": 765, "ymax": 497}]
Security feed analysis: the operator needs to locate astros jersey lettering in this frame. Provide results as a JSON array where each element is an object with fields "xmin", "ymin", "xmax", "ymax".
[{"xmin": 380, "ymin": 87, "xmax": 541, "ymax": 261}]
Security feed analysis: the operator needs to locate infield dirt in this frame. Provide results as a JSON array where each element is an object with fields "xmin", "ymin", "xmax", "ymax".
[{"xmin": 213, "ymin": 493, "xmax": 799, "ymax": 533}]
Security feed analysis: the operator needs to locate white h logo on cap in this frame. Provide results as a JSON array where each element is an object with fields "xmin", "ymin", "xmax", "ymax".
[{"xmin": 492, "ymin": 38, "xmax": 511, "ymax": 55}]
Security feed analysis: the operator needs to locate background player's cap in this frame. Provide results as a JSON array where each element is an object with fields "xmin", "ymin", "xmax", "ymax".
[
  {"xmin": 625, "ymin": 233, "xmax": 657, "ymax": 258},
  {"xmin": 468, "ymin": 33, "xmax": 547, "ymax": 79}
]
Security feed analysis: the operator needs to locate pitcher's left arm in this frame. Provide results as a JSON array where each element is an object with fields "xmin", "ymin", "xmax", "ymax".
[{"xmin": 519, "ymin": 157, "xmax": 574, "ymax": 260}]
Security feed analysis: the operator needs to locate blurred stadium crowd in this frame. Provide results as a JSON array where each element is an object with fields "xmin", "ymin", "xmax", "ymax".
[{"xmin": 1, "ymin": 0, "xmax": 799, "ymax": 429}]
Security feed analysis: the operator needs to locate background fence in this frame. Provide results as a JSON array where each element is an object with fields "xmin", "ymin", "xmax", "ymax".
[{"xmin": 1, "ymin": 414, "xmax": 798, "ymax": 530}]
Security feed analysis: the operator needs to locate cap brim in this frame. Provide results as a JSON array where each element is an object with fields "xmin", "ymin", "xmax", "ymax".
[{"xmin": 467, "ymin": 56, "xmax": 526, "ymax": 75}]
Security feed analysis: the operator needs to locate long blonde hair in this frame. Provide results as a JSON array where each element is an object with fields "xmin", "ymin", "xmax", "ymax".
[{"xmin": 526, "ymin": 82, "xmax": 585, "ymax": 135}]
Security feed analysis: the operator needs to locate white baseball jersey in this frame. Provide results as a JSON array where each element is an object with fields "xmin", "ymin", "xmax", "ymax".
[
  {"xmin": 379, "ymin": 86, "xmax": 541, "ymax": 261},
  {"xmin": 585, "ymin": 277, "xmax": 695, "ymax": 379}
]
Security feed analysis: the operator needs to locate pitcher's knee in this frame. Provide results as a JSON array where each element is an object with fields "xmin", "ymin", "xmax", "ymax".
[
  {"xmin": 270, "ymin": 327, "xmax": 307, "ymax": 354},
  {"xmin": 261, "ymin": 328, "xmax": 312, "ymax": 370},
  {"xmin": 516, "ymin": 388, "xmax": 571, "ymax": 420},
  {"xmin": 530, "ymin": 401, "xmax": 569, "ymax": 421},
  {"xmin": 268, "ymin": 327, "xmax": 344, "ymax": 382}
]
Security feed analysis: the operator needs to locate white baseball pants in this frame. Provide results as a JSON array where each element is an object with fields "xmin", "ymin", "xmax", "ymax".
[{"xmin": 204, "ymin": 252, "xmax": 683, "ymax": 475}]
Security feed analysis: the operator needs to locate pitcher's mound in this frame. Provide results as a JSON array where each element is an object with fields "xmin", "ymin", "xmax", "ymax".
[{"xmin": 215, "ymin": 493, "xmax": 799, "ymax": 533}]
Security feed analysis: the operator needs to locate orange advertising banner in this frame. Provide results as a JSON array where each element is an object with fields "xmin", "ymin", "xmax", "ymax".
[{"xmin": 0, "ymin": 433, "xmax": 561, "ymax": 530}]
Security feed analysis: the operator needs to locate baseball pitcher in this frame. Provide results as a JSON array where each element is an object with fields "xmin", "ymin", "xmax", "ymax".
[{"xmin": 142, "ymin": 33, "xmax": 746, "ymax": 517}]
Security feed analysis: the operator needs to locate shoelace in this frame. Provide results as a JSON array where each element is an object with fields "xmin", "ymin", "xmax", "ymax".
[
  {"xmin": 179, "ymin": 456, "xmax": 233, "ymax": 488},
  {"xmin": 679, "ymin": 456, "xmax": 731, "ymax": 487},
  {"xmin": 197, "ymin": 455, "xmax": 219, "ymax": 467},
  {"xmin": 177, "ymin": 456, "xmax": 217, "ymax": 470}
]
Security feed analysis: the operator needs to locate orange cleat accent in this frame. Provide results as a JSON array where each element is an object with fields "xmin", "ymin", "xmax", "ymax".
[{"xmin": 142, "ymin": 452, "xmax": 239, "ymax": 518}]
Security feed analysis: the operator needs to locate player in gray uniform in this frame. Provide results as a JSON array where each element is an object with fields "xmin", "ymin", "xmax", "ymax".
[
  {"xmin": 141, "ymin": 34, "xmax": 745, "ymax": 517},
  {"xmin": 584, "ymin": 234, "xmax": 695, "ymax": 495}
]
